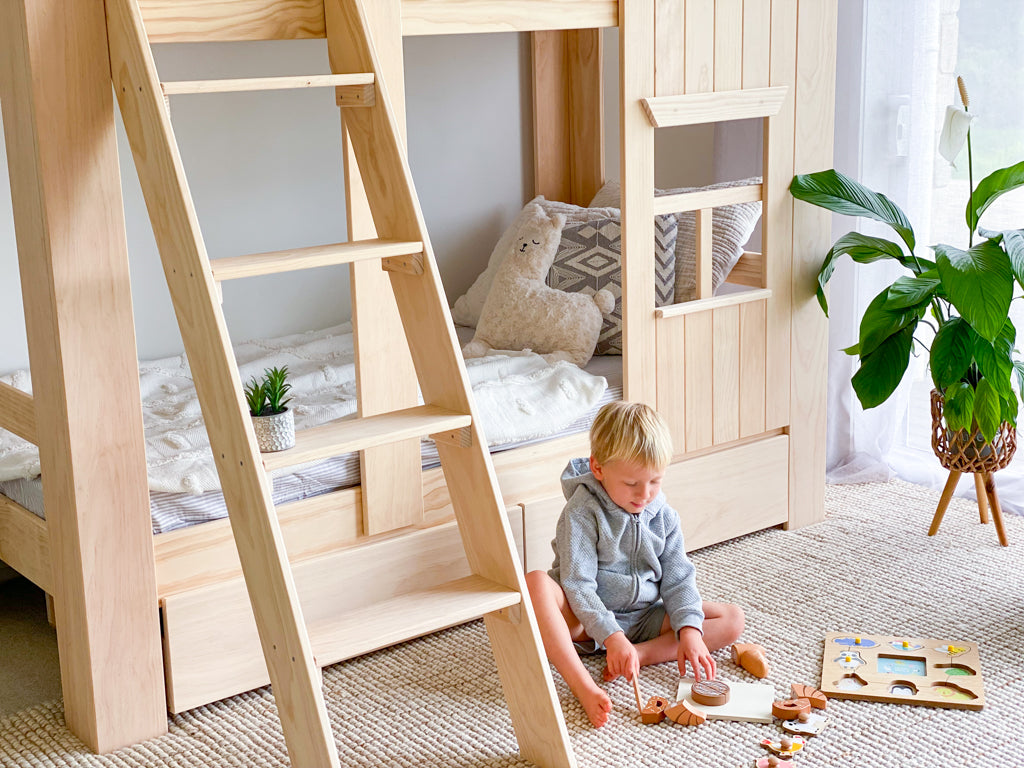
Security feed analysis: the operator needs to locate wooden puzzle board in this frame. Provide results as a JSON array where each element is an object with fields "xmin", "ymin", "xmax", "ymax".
[
  {"xmin": 676, "ymin": 679, "xmax": 775, "ymax": 723},
  {"xmin": 819, "ymin": 632, "xmax": 985, "ymax": 711}
]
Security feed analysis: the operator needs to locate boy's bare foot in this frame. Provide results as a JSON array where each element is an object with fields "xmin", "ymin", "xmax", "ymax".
[{"xmin": 575, "ymin": 684, "xmax": 612, "ymax": 727}]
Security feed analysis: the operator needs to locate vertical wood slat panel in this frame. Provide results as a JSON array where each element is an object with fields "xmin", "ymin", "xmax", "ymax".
[
  {"xmin": 714, "ymin": 0, "xmax": 743, "ymax": 92},
  {"xmin": 656, "ymin": 318, "xmax": 686, "ymax": 456},
  {"xmin": 712, "ymin": 306, "xmax": 740, "ymax": 445},
  {"xmin": 684, "ymin": 0, "xmax": 715, "ymax": 94},
  {"xmin": 789, "ymin": 0, "xmax": 838, "ymax": 528},
  {"xmin": 739, "ymin": 299, "xmax": 767, "ymax": 437},
  {"xmin": 742, "ymin": 0, "xmax": 771, "ymax": 89},
  {"xmin": 567, "ymin": 29, "xmax": 605, "ymax": 206},
  {"xmin": 764, "ymin": 0, "xmax": 797, "ymax": 430},
  {"xmin": 695, "ymin": 207, "xmax": 714, "ymax": 299},
  {"xmin": 684, "ymin": 311, "xmax": 714, "ymax": 451},
  {"xmin": 655, "ymin": 0, "xmax": 685, "ymax": 97}
]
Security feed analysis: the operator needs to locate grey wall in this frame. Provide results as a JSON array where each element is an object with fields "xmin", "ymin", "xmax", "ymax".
[{"xmin": 0, "ymin": 30, "xmax": 718, "ymax": 375}]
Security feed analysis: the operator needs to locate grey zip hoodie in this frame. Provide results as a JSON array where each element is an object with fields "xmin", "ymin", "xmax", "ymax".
[{"xmin": 549, "ymin": 457, "xmax": 704, "ymax": 645}]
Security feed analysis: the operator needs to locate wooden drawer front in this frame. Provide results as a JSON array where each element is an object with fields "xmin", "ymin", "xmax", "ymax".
[
  {"xmin": 656, "ymin": 299, "xmax": 768, "ymax": 455},
  {"xmin": 522, "ymin": 497, "xmax": 565, "ymax": 574},
  {"xmin": 664, "ymin": 434, "xmax": 789, "ymax": 550},
  {"xmin": 161, "ymin": 509, "xmax": 523, "ymax": 712},
  {"xmin": 521, "ymin": 435, "xmax": 789, "ymax": 568},
  {"xmin": 655, "ymin": 0, "xmax": 772, "ymax": 95}
]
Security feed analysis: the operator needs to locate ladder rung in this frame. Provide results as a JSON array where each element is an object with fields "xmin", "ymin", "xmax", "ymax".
[
  {"xmin": 160, "ymin": 73, "xmax": 374, "ymax": 96},
  {"xmin": 308, "ymin": 575, "xmax": 521, "ymax": 666},
  {"xmin": 210, "ymin": 239, "xmax": 424, "ymax": 281},
  {"xmin": 261, "ymin": 405, "xmax": 472, "ymax": 473},
  {"xmin": 641, "ymin": 85, "xmax": 789, "ymax": 128},
  {"xmin": 0, "ymin": 381, "xmax": 36, "ymax": 445}
]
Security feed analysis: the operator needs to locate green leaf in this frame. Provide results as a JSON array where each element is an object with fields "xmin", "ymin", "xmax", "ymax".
[
  {"xmin": 973, "ymin": 378, "xmax": 1002, "ymax": 443},
  {"xmin": 1015, "ymin": 361, "xmax": 1024, "ymax": 398},
  {"xmin": 858, "ymin": 286, "xmax": 924, "ymax": 358},
  {"xmin": 1001, "ymin": 394, "xmax": 1018, "ymax": 428},
  {"xmin": 842, "ymin": 342, "xmax": 860, "ymax": 356},
  {"xmin": 943, "ymin": 381, "xmax": 975, "ymax": 434},
  {"xmin": 791, "ymin": 170, "xmax": 916, "ymax": 253},
  {"xmin": 1000, "ymin": 228, "xmax": 1024, "ymax": 288},
  {"xmin": 884, "ymin": 273, "xmax": 940, "ymax": 311},
  {"xmin": 934, "ymin": 240, "xmax": 1014, "ymax": 341},
  {"xmin": 968, "ymin": 160, "xmax": 1024, "ymax": 232},
  {"xmin": 851, "ymin": 326, "xmax": 914, "ymax": 409},
  {"xmin": 815, "ymin": 232, "xmax": 914, "ymax": 315},
  {"xmin": 930, "ymin": 318, "xmax": 974, "ymax": 389},
  {"xmin": 969, "ymin": 321, "xmax": 1017, "ymax": 399}
]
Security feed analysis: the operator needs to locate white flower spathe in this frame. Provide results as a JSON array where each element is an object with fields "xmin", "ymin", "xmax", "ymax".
[{"xmin": 938, "ymin": 105, "xmax": 975, "ymax": 167}]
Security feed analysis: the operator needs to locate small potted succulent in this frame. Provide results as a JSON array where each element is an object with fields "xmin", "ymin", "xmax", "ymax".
[
  {"xmin": 244, "ymin": 365, "xmax": 295, "ymax": 452},
  {"xmin": 789, "ymin": 77, "xmax": 1023, "ymax": 473}
]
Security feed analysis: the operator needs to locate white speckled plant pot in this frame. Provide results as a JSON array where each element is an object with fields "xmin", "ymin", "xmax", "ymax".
[{"xmin": 252, "ymin": 408, "xmax": 295, "ymax": 452}]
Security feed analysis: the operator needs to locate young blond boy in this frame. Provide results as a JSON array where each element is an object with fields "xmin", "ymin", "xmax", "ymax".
[{"xmin": 526, "ymin": 401, "xmax": 745, "ymax": 727}]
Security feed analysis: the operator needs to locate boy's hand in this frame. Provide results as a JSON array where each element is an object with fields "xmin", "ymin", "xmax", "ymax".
[
  {"xmin": 603, "ymin": 631, "xmax": 640, "ymax": 682},
  {"xmin": 678, "ymin": 626, "xmax": 716, "ymax": 681}
]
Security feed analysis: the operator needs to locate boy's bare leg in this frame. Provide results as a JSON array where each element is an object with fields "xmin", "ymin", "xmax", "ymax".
[
  {"xmin": 606, "ymin": 601, "xmax": 746, "ymax": 679},
  {"xmin": 525, "ymin": 571, "xmax": 613, "ymax": 728}
]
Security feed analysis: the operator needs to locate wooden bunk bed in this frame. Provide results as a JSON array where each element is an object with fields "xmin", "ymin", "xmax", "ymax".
[{"xmin": 0, "ymin": 0, "xmax": 837, "ymax": 761}]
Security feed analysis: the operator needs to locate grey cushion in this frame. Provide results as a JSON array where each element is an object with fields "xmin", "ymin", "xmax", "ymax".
[
  {"xmin": 590, "ymin": 178, "xmax": 762, "ymax": 303},
  {"xmin": 545, "ymin": 213, "xmax": 677, "ymax": 355}
]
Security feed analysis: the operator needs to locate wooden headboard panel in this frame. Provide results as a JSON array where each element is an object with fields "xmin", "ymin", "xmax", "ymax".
[{"xmin": 137, "ymin": 0, "xmax": 618, "ymax": 43}]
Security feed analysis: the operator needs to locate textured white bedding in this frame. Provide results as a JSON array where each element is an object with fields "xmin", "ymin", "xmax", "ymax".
[{"xmin": 0, "ymin": 325, "xmax": 619, "ymax": 533}]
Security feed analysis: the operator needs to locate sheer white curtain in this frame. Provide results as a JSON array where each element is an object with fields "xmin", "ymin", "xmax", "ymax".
[{"xmin": 828, "ymin": 0, "xmax": 1024, "ymax": 513}]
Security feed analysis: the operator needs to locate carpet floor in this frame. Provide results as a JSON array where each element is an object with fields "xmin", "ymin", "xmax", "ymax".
[{"xmin": 2, "ymin": 479, "xmax": 1022, "ymax": 767}]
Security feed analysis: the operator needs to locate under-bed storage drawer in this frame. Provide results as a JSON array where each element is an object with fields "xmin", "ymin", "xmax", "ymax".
[
  {"xmin": 522, "ymin": 434, "xmax": 790, "ymax": 568},
  {"xmin": 161, "ymin": 508, "xmax": 523, "ymax": 712}
]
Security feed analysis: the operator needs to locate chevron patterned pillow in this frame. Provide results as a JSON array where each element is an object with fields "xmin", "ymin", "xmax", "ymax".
[
  {"xmin": 590, "ymin": 177, "xmax": 762, "ymax": 303},
  {"xmin": 545, "ymin": 213, "xmax": 677, "ymax": 355}
]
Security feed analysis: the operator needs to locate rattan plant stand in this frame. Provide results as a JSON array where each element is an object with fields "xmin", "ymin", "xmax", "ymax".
[{"xmin": 927, "ymin": 390, "xmax": 1018, "ymax": 547}]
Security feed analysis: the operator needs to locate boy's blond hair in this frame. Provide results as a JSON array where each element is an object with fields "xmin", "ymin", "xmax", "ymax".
[{"xmin": 589, "ymin": 401, "xmax": 672, "ymax": 469}]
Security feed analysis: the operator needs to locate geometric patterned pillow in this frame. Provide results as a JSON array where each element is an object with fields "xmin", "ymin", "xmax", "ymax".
[
  {"xmin": 590, "ymin": 177, "xmax": 762, "ymax": 303},
  {"xmin": 545, "ymin": 214, "xmax": 678, "ymax": 355}
]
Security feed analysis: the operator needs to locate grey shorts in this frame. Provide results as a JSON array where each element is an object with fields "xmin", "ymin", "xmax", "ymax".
[{"xmin": 573, "ymin": 602, "xmax": 668, "ymax": 654}]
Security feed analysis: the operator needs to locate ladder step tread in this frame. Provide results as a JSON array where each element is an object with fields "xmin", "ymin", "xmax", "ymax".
[
  {"xmin": 262, "ymin": 405, "xmax": 472, "ymax": 472},
  {"xmin": 161, "ymin": 73, "xmax": 374, "ymax": 96},
  {"xmin": 308, "ymin": 575, "xmax": 521, "ymax": 666},
  {"xmin": 211, "ymin": 239, "xmax": 423, "ymax": 281}
]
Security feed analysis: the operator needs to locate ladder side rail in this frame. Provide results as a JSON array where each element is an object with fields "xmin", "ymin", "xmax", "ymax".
[
  {"xmin": 324, "ymin": 3, "xmax": 576, "ymax": 766},
  {"xmin": 105, "ymin": 2, "xmax": 339, "ymax": 765}
]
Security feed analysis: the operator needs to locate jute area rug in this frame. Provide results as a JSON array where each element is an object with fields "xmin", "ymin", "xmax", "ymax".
[{"xmin": 2, "ymin": 479, "xmax": 1022, "ymax": 767}]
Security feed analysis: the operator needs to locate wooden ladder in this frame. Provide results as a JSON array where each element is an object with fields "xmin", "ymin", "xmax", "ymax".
[{"xmin": 103, "ymin": 1, "xmax": 575, "ymax": 765}]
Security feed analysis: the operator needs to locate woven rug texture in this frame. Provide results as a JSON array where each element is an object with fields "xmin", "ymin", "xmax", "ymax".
[{"xmin": 1, "ymin": 479, "xmax": 1022, "ymax": 767}]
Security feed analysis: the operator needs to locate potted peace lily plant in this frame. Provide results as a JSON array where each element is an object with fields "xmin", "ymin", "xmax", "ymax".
[
  {"xmin": 790, "ymin": 77, "xmax": 1024, "ymax": 472},
  {"xmin": 243, "ymin": 365, "xmax": 296, "ymax": 452}
]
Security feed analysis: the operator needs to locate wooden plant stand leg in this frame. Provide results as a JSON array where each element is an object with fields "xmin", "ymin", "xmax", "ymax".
[
  {"xmin": 981, "ymin": 472, "xmax": 1009, "ymax": 547},
  {"xmin": 974, "ymin": 473, "xmax": 990, "ymax": 524},
  {"xmin": 928, "ymin": 469, "xmax": 961, "ymax": 537}
]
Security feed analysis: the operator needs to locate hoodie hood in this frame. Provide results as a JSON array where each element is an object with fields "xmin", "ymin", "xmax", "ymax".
[{"xmin": 559, "ymin": 457, "xmax": 666, "ymax": 517}]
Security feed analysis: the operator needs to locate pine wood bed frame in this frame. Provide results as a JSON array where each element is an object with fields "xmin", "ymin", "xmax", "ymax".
[{"xmin": 0, "ymin": 0, "xmax": 837, "ymax": 754}]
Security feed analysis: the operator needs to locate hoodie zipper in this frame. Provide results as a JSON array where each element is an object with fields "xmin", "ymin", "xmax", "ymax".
[{"xmin": 630, "ymin": 513, "xmax": 642, "ymax": 606}]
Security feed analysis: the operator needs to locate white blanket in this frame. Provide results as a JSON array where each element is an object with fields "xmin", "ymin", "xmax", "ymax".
[{"xmin": 0, "ymin": 324, "xmax": 606, "ymax": 494}]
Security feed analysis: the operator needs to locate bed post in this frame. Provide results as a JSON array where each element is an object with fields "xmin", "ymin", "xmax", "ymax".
[
  {"xmin": 788, "ymin": 0, "xmax": 838, "ymax": 528},
  {"xmin": 0, "ymin": 0, "xmax": 166, "ymax": 752},
  {"xmin": 531, "ymin": 29, "xmax": 604, "ymax": 206},
  {"xmin": 340, "ymin": 0, "xmax": 424, "ymax": 536}
]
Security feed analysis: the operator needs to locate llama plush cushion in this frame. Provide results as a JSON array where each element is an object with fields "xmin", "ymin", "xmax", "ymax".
[
  {"xmin": 591, "ymin": 177, "xmax": 762, "ymax": 303},
  {"xmin": 462, "ymin": 202, "xmax": 614, "ymax": 367}
]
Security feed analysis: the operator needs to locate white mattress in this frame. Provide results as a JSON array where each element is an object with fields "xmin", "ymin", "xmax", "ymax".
[{"xmin": 1, "ymin": 328, "xmax": 621, "ymax": 534}]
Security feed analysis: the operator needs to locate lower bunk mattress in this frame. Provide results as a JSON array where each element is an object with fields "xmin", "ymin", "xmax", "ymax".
[{"xmin": 0, "ymin": 323, "xmax": 621, "ymax": 534}]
